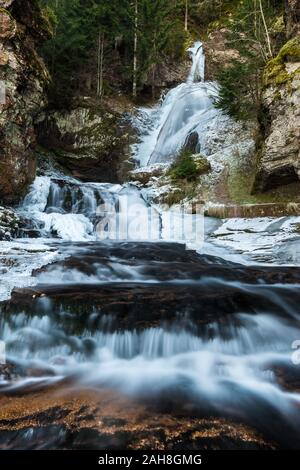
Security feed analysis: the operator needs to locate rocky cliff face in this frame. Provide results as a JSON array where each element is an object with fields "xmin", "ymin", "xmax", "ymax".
[
  {"xmin": 0, "ymin": 0, "xmax": 51, "ymax": 204},
  {"xmin": 285, "ymin": 0, "xmax": 300, "ymax": 38},
  {"xmin": 204, "ymin": 29, "xmax": 240, "ymax": 81},
  {"xmin": 254, "ymin": 8, "xmax": 300, "ymax": 192},
  {"xmin": 36, "ymin": 103, "xmax": 135, "ymax": 183}
]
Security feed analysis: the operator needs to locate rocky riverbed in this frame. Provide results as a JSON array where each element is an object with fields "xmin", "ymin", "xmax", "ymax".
[{"xmin": 1, "ymin": 240, "xmax": 300, "ymax": 449}]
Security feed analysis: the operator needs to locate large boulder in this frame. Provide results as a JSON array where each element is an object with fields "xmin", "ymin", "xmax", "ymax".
[
  {"xmin": 0, "ymin": 0, "xmax": 51, "ymax": 204},
  {"xmin": 183, "ymin": 131, "xmax": 199, "ymax": 153},
  {"xmin": 36, "ymin": 105, "xmax": 135, "ymax": 183}
]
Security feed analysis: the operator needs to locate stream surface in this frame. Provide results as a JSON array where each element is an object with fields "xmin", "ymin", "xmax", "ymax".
[{"xmin": 0, "ymin": 42, "xmax": 300, "ymax": 450}]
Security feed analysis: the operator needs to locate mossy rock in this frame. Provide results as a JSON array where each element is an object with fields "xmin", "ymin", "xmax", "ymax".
[
  {"xmin": 0, "ymin": 8, "xmax": 16, "ymax": 38},
  {"xmin": 264, "ymin": 37, "xmax": 300, "ymax": 87},
  {"xmin": 277, "ymin": 37, "xmax": 300, "ymax": 62},
  {"xmin": 193, "ymin": 155, "xmax": 211, "ymax": 174}
]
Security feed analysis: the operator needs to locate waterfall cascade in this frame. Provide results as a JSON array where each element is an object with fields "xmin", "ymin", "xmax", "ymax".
[
  {"xmin": 19, "ymin": 176, "xmax": 162, "ymax": 241},
  {"xmin": 1, "ymin": 42, "xmax": 300, "ymax": 449},
  {"xmin": 20, "ymin": 176, "xmax": 202, "ymax": 242},
  {"xmin": 2, "ymin": 261, "xmax": 300, "ymax": 440},
  {"xmin": 187, "ymin": 41, "xmax": 206, "ymax": 84},
  {"xmin": 132, "ymin": 40, "xmax": 220, "ymax": 166},
  {"xmin": 17, "ymin": 42, "xmax": 218, "ymax": 242}
]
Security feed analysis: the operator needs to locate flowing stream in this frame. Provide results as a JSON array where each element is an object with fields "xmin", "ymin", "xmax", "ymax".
[{"xmin": 1, "ymin": 42, "xmax": 300, "ymax": 449}]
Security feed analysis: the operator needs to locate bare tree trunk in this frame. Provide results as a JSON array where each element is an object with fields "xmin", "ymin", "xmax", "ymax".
[
  {"xmin": 133, "ymin": 0, "xmax": 138, "ymax": 98},
  {"xmin": 184, "ymin": 0, "xmax": 188, "ymax": 32},
  {"xmin": 152, "ymin": 30, "xmax": 157, "ymax": 99},
  {"xmin": 152, "ymin": 67, "xmax": 156, "ymax": 99},
  {"xmin": 100, "ymin": 34, "xmax": 104, "ymax": 98},
  {"xmin": 97, "ymin": 31, "xmax": 105, "ymax": 99},
  {"xmin": 97, "ymin": 30, "xmax": 101, "ymax": 97},
  {"xmin": 258, "ymin": 0, "xmax": 273, "ymax": 58},
  {"xmin": 253, "ymin": 0, "xmax": 258, "ymax": 37}
]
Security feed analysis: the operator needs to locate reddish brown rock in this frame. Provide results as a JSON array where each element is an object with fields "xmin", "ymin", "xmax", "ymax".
[
  {"xmin": 0, "ymin": 9, "xmax": 16, "ymax": 39},
  {"xmin": 0, "ymin": 1, "xmax": 51, "ymax": 204},
  {"xmin": 0, "ymin": 385, "xmax": 275, "ymax": 450}
]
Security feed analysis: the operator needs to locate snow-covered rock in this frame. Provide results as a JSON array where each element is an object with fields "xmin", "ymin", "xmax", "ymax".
[{"xmin": 0, "ymin": 206, "xmax": 20, "ymax": 240}]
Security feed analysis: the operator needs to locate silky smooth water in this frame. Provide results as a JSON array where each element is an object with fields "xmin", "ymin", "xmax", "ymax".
[{"xmin": 1, "ymin": 43, "xmax": 300, "ymax": 447}]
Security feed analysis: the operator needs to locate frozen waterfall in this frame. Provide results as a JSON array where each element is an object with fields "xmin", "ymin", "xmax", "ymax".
[{"xmin": 132, "ymin": 41, "xmax": 220, "ymax": 165}]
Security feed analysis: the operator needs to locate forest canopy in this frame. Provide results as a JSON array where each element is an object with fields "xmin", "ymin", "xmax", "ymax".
[
  {"xmin": 38, "ymin": 0, "xmax": 285, "ymax": 119},
  {"xmin": 38, "ymin": 0, "xmax": 190, "ymax": 105}
]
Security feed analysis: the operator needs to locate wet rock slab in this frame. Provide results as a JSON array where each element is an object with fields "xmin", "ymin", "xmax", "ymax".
[
  {"xmin": 2, "ymin": 241, "xmax": 300, "ymax": 331},
  {"xmin": 0, "ymin": 385, "xmax": 275, "ymax": 450},
  {"xmin": 1, "ymin": 241, "xmax": 300, "ymax": 449}
]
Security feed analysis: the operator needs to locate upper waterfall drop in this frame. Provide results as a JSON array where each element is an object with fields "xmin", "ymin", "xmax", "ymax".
[
  {"xmin": 186, "ymin": 41, "xmax": 205, "ymax": 84},
  {"xmin": 134, "ymin": 41, "xmax": 220, "ymax": 166}
]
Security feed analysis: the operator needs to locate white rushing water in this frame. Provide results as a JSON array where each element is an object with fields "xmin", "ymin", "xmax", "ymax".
[
  {"xmin": 187, "ymin": 41, "xmax": 205, "ymax": 83},
  {"xmin": 132, "ymin": 40, "xmax": 219, "ymax": 166},
  {"xmin": 0, "ymin": 42, "xmax": 219, "ymax": 301},
  {"xmin": 1, "ymin": 42, "xmax": 300, "ymax": 440},
  {"xmin": 16, "ymin": 40, "xmax": 300, "ymax": 262},
  {"xmin": 1, "ymin": 306, "xmax": 300, "ymax": 433},
  {"xmin": 14, "ymin": 41, "xmax": 220, "ymax": 247},
  {"xmin": 1, "ymin": 309, "xmax": 298, "ymax": 363},
  {"xmin": 19, "ymin": 175, "xmax": 204, "ymax": 243}
]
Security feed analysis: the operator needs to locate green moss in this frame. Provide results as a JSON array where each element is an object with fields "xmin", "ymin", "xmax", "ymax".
[
  {"xmin": 275, "ymin": 69, "xmax": 290, "ymax": 85},
  {"xmin": 277, "ymin": 37, "xmax": 300, "ymax": 62},
  {"xmin": 227, "ymin": 166, "xmax": 300, "ymax": 205},
  {"xmin": 264, "ymin": 37, "xmax": 300, "ymax": 87},
  {"xmin": 271, "ymin": 15, "xmax": 285, "ymax": 34},
  {"xmin": 194, "ymin": 156, "xmax": 211, "ymax": 174},
  {"xmin": 273, "ymin": 90, "xmax": 282, "ymax": 101}
]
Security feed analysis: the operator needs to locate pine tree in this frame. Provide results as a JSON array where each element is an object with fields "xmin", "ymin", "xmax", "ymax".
[
  {"xmin": 38, "ymin": 0, "xmax": 187, "ymax": 102},
  {"xmin": 136, "ymin": 0, "xmax": 183, "ymax": 96},
  {"xmin": 39, "ymin": 0, "xmax": 133, "ymax": 105}
]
